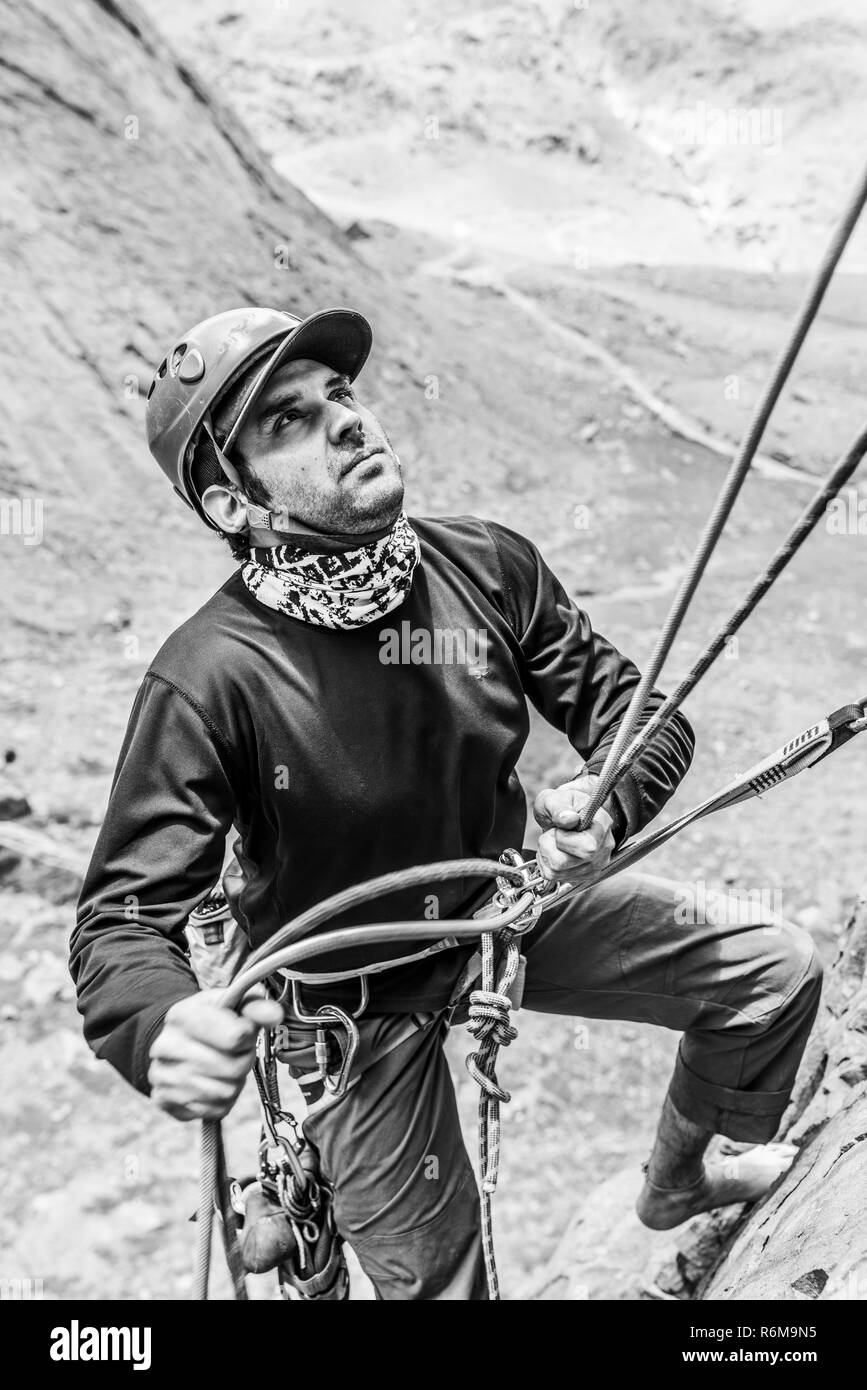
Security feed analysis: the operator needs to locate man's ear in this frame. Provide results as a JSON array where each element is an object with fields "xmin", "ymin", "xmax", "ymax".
[{"xmin": 200, "ymin": 483, "xmax": 249, "ymax": 535}]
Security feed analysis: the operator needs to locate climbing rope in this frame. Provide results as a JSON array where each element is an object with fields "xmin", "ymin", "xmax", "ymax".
[
  {"xmin": 466, "ymin": 930, "xmax": 522, "ymax": 1300},
  {"xmin": 547, "ymin": 697, "xmax": 867, "ymax": 915},
  {"xmin": 613, "ymin": 420, "xmax": 867, "ymax": 775},
  {"xmin": 577, "ymin": 155, "xmax": 867, "ymax": 832},
  {"xmin": 237, "ymin": 857, "xmax": 530, "ymax": 981},
  {"xmin": 195, "ymin": 1119, "xmax": 247, "ymax": 1301}
]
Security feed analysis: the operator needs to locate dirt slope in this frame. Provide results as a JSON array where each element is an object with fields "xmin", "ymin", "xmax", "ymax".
[{"xmin": 147, "ymin": 0, "xmax": 867, "ymax": 273}]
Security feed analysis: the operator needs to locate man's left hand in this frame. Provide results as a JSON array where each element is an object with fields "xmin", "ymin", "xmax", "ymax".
[{"xmin": 533, "ymin": 774, "xmax": 616, "ymax": 886}]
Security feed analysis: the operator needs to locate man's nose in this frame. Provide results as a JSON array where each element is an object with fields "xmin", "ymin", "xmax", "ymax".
[{"xmin": 327, "ymin": 398, "xmax": 364, "ymax": 445}]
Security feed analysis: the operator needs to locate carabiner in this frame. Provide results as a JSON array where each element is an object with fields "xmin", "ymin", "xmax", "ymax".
[
  {"xmin": 290, "ymin": 974, "xmax": 369, "ymax": 1022},
  {"xmin": 317, "ymin": 1006, "xmax": 360, "ymax": 1097},
  {"xmin": 287, "ymin": 978, "xmax": 366, "ymax": 1099}
]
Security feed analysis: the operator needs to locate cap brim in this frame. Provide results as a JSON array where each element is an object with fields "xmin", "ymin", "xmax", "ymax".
[{"xmin": 222, "ymin": 307, "xmax": 373, "ymax": 453}]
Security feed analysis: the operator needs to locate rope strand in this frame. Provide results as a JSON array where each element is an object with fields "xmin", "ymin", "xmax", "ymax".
[
  {"xmin": 577, "ymin": 156, "xmax": 867, "ymax": 831},
  {"xmin": 465, "ymin": 931, "xmax": 522, "ymax": 1300},
  {"xmin": 614, "ymin": 418, "xmax": 867, "ymax": 772}
]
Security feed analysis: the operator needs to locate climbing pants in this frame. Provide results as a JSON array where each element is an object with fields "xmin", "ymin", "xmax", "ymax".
[{"xmin": 277, "ymin": 870, "xmax": 823, "ymax": 1300}]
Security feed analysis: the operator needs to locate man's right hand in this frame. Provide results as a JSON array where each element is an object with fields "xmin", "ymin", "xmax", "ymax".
[{"xmin": 148, "ymin": 989, "xmax": 284, "ymax": 1121}]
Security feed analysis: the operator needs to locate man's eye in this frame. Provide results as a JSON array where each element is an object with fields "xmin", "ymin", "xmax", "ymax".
[
  {"xmin": 335, "ymin": 386, "xmax": 355, "ymax": 401},
  {"xmin": 274, "ymin": 411, "xmax": 300, "ymax": 431}
]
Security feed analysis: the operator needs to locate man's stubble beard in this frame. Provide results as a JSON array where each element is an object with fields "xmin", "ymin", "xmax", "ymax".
[{"xmin": 270, "ymin": 444, "xmax": 405, "ymax": 535}]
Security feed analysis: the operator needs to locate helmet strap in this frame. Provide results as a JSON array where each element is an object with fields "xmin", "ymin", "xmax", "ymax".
[
  {"xmin": 201, "ymin": 414, "xmax": 294, "ymax": 534},
  {"xmin": 201, "ymin": 414, "xmax": 245, "ymax": 492}
]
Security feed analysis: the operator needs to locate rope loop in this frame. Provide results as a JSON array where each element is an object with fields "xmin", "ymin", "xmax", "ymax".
[{"xmin": 465, "ymin": 1054, "xmax": 511, "ymax": 1103}]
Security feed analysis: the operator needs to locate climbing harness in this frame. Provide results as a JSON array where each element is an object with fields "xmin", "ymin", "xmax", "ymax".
[{"xmin": 190, "ymin": 159, "xmax": 867, "ymax": 1301}]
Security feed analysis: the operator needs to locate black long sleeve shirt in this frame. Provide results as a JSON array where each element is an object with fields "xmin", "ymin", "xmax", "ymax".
[{"xmin": 70, "ymin": 516, "xmax": 694, "ymax": 1094}]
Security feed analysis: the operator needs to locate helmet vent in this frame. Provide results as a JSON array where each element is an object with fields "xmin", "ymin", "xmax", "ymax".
[
  {"xmin": 157, "ymin": 359, "xmax": 167, "ymax": 379},
  {"xmin": 170, "ymin": 343, "xmax": 188, "ymax": 374},
  {"xmin": 177, "ymin": 347, "xmax": 206, "ymax": 384}
]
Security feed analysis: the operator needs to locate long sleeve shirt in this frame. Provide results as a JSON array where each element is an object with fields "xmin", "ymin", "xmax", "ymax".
[{"xmin": 70, "ymin": 516, "xmax": 695, "ymax": 1094}]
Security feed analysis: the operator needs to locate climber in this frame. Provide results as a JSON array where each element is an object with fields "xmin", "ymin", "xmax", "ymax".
[{"xmin": 69, "ymin": 305, "xmax": 822, "ymax": 1300}]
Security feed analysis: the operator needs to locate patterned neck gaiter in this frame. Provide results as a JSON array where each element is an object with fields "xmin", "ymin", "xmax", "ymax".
[{"xmin": 240, "ymin": 511, "xmax": 421, "ymax": 630}]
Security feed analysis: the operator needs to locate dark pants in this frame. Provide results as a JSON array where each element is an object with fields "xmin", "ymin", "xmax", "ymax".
[{"xmin": 278, "ymin": 871, "xmax": 823, "ymax": 1300}]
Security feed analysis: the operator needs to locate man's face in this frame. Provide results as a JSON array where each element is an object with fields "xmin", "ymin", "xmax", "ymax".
[{"xmin": 230, "ymin": 357, "xmax": 404, "ymax": 533}]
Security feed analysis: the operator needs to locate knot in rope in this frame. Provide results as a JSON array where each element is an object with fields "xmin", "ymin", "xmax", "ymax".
[{"xmin": 466, "ymin": 987, "xmax": 518, "ymax": 1100}]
